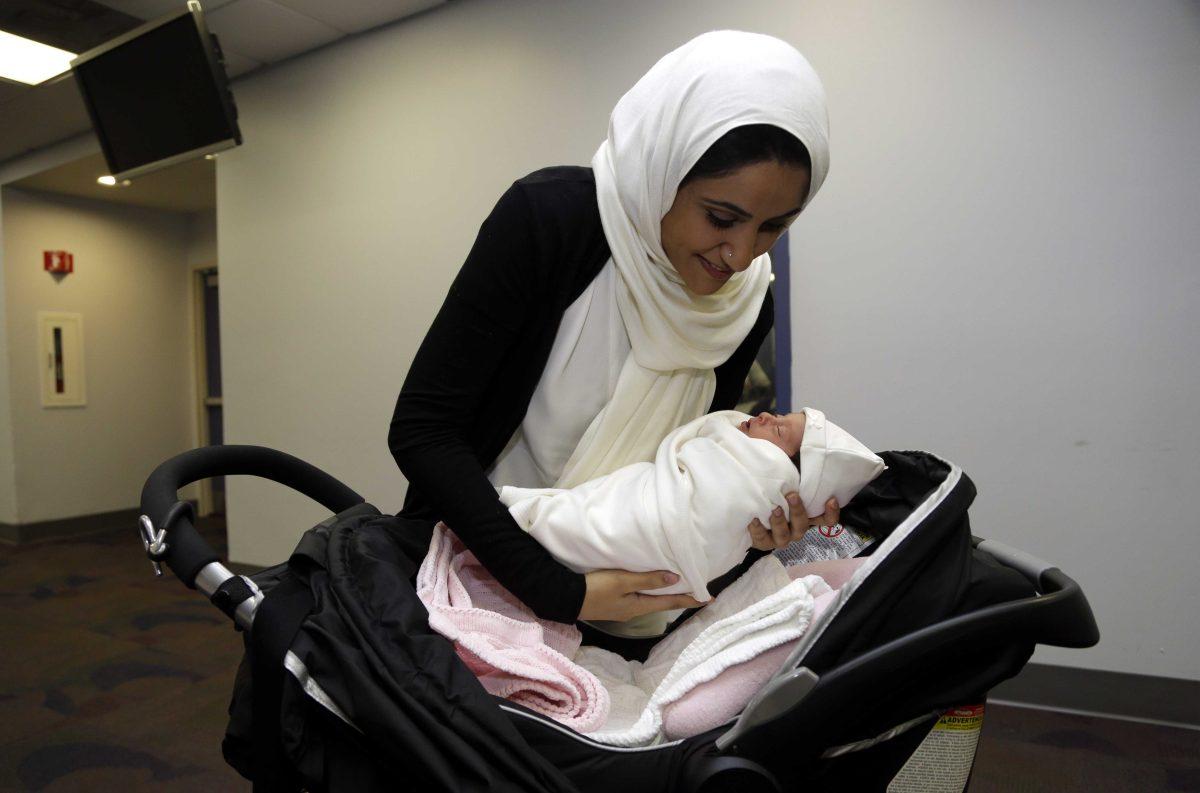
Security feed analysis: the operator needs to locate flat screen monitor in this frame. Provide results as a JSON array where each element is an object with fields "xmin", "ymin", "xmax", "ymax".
[{"xmin": 70, "ymin": 1, "xmax": 241, "ymax": 181}]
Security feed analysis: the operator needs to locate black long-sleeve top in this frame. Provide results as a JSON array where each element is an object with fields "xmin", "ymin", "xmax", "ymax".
[{"xmin": 389, "ymin": 166, "xmax": 774, "ymax": 624}]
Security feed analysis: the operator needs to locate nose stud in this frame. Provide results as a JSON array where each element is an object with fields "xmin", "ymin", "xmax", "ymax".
[{"xmin": 725, "ymin": 250, "xmax": 733, "ymax": 259}]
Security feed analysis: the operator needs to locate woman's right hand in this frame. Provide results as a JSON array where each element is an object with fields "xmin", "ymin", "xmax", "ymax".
[
  {"xmin": 579, "ymin": 569, "xmax": 709, "ymax": 622},
  {"xmin": 747, "ymin": 494, "xmax": 840, "ymax": 551}
]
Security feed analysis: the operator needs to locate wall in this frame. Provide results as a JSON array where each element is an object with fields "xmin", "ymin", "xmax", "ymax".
[
  {"xmin": 0, "ymin": 203, "xmax": 16, "ymax": 525},
  {"xmin": 0, "ymin": 135, "xmax": 100, "ymax": 527},
  {"xmin": 187, "ymin": 210, "xmax": 216, "ymax": 267},
  {"xmin": 0, "ymin": 188, "xmax": 198, "ymax": 527},
  {"xmin": 785, "ymin": 0, "xmax": 1200, "ymax": 679},
  {"xmin": 216, "ymin": 0, "xmax": 1199, "ymax": 679}
]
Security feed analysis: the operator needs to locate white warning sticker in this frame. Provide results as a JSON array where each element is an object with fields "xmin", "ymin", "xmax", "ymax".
[
  {"xmin": 774, "ymin": 523, "xmax": 871, "ymax": 566},
  {"xmin": 887, "ymin": 704, "xmax": 985, "ymax": 793}
]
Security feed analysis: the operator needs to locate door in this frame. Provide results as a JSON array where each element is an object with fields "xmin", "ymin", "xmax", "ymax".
[{"xmin": 195, "ymin": 267, "xmax": 225, "ymax": 515}]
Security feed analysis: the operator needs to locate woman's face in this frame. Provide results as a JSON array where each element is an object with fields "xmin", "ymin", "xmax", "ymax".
[{"xmin": 660, "ymin": 161, "xmax": 811, "ymax": 296}]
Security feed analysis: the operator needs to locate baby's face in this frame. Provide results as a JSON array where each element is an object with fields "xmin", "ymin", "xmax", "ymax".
[{"xmin": 738, "ymin": 412, "xmax": 806, "ymax": 457}]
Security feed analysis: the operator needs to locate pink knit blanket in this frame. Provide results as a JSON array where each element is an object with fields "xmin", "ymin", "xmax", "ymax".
[{"xmin": 415, "ymin": 523, "xmax": 610, "ymax": 732}]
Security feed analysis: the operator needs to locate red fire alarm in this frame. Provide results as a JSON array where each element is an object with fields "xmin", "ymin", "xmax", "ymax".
[{"xmin": 44, "ymin": 251, "xmax": 74, "ymax": 274}]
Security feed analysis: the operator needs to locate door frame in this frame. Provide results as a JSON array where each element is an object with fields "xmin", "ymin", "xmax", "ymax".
[{"xmin": 191, "ymin": 261, "xmax": 219, "ymax": 516}]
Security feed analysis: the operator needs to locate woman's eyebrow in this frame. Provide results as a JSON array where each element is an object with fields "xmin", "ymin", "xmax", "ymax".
[{"xmin": 703, "ymin": 198, "xmax": 803, "ymax": 221}]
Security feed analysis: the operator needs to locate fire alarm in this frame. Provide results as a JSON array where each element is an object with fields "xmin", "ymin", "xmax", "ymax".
[{"xmin": 44, "ymin": 251, "xmax": 74, "ymax": 274}]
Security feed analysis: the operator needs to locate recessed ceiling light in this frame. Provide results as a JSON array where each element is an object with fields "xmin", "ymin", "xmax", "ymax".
[
  {"xmin": 0, "ymin": 29, "xmax": 76, "ymax": 86},
  {"xmin": 97, "ymin": 176, "xmax": 131, "ymax": 187}
]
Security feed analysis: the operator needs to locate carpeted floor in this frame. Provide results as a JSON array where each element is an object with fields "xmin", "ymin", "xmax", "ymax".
[
  {"xmin": 0, "ymin": 518, "xmax": 245, "ymax": 792},
  {"xmin": 972, "ymin": 705, "xmax": 1200, "ymax": 792},
  {"xmin": 1, "ymin": 518, "xmax": 1196, "ymax": 792}
]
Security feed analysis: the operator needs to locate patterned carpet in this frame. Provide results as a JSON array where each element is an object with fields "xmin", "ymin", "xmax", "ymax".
[
  {"xmin": 0, "ymin": 518, "xmax": 245, "ymax": 792},
  {"xmin": 1, "ymin": 518, "xmax": 1196, "ymax": 792},
  {"xmin": 973, "ymin": 706, "xmax": 1200, "ymax": 792}
]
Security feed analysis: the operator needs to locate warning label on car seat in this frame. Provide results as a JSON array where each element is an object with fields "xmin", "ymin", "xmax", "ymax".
[
  {"xmin": 887, "ymin": 704, "xmax": 985, "ymax": 793},
  {"xmin": 774, "ymin": 523, "xmax": 871, "ymax": 566}
]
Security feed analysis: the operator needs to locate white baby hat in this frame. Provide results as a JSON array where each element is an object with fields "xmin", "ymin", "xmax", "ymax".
[{"xmin": 797, "ymin": 408, "xmax": 886, "ymax": 518}]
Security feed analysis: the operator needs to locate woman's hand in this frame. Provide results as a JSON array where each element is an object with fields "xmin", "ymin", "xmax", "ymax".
[
  {"xmin": 747, "ymin": 494, "xmax": 840, "ymax": 551},
  {"xmin": 579, "ymin": 569, "xmax": 709, "ymax": 622}
]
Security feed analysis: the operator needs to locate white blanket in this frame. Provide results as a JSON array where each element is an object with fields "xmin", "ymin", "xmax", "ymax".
[
  {"xmin": 575, "ymin": 556, "xmax": 829, "ymax": 746},
  {"xmin": 499, "ymin": 410, "xmax": 797, "ymax": 604}
]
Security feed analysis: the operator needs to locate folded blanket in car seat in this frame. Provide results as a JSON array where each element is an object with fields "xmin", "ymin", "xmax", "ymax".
[
  {"xmin": 660, "ymin": 559, "xmax": 860, "ymax": 740},
  {"xmin": 575, "ymin": 556, "xmax": 828, "ymax": 746},
  {"xmin": 418, "ymin": 526, "xmax": 828, "ymax": 745},
  {"xmin": 416, "ymin": 524, "xmax": 611, "ymax": 733}
]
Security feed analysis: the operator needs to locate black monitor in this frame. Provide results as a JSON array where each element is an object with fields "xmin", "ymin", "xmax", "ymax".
[{"xmin": 70, "ymin": 1, "xmax": 241, "ymax": 181}]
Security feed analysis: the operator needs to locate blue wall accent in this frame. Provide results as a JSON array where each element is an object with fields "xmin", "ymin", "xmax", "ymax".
[{"xmin": 771, "ymin": 232, "xmax": 791, "ymax": 413}]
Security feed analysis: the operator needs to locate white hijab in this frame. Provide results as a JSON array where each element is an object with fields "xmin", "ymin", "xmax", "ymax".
[{"xmin": 555, "ymin": 31, "xmax": 831, "ymax": 489}]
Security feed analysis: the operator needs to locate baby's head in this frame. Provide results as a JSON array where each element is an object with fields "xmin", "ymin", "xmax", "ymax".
[
  {"xmin": 738, "ymin": 411, "xmax": 806, "ymax": 458},
  {"xmin": 737, "ymin": 408, "xmax": 886, "ymax": 519}
]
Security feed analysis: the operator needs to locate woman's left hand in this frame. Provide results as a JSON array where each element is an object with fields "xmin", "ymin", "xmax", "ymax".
[{"xmin": 747, "ymin": 494, "xmax": 840, "ymax": 551}]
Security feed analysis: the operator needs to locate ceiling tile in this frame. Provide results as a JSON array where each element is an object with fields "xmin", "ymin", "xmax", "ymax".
[
  {"xmin": 94, "ymin": 0, "xmax": 237, "ymax": 22},
  {"xmin": 0, "ymin": 76, "xmax": 92, "ymax": 164},
  {"xmin": 220, "ymin": 48, "xmax": 262, "ymax": 79},
  {"xmin": 204, "ymin": 0, "xmax": 343, "ymax": 64},
  {"xmin": 0, "ymin": 79, "xmax": 26, "ymax": 106},
  {"xmin": 92, "ymin": 1, "xmax": 260, "ymax": 81},
  {"xmin": 268, "ymin": 0, "xmax": 444, "ymax": 34}
]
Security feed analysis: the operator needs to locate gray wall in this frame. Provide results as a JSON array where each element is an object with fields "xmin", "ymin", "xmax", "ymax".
[
  {"xmin": 187, "ymin": 210, "xmax": 217, "ymax": 267},
  {"xmin": 0, "ymin": 201, "xmax": 16, "ymax": 525},
  {"xmin": 213, "ymin": 0, "xmax": 1197, "ymax": 679},
  {"xmin": 0, "ymin": 188, "xmax": 201, "ymax": 526},
  {"xmin": 0, "ymin": 136, "xmax": 97, "ymax": 525},
  {"xmin": 787, "ymin": 0, "xmax": 1200, "ymax": 679}
]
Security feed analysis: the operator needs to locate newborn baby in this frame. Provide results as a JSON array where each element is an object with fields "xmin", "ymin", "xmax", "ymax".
[{"xmin": 498, "ymin": 408, "xmax": 884, "ymax": 634}]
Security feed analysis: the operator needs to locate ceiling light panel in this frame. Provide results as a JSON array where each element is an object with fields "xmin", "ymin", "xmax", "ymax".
[{"xmin": 0, "ymin": 29, "xmax": 76, "ymax": 85}]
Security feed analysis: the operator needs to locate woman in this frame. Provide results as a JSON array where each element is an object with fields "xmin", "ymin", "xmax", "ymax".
[{"xmin": 389, "ymin": 30, "xmax": 839, "ymax": 630}]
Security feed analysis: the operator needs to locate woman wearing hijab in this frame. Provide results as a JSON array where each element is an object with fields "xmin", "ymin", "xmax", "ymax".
[{"xmin": 388, "ymin": 30, "xmax": 839, "ymax": 632}]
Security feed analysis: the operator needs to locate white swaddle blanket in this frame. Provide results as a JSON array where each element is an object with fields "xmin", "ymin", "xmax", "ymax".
[
  {"xmin": 499, "ymin": 410, "xmax": 796, "ymax": 607},
  {"xmin": 575, "ymin": 556, "xmax": 830, "ymax": 746}
]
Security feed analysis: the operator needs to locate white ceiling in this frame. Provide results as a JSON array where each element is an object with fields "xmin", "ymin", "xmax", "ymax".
[{"xmin": 0, "ymin": 0, "xmax": 446, "ymax": 168}]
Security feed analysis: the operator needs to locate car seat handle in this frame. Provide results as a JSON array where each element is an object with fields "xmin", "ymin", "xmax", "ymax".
[{"xmin": 139, "ymin": 445, "xmax": 364, "ymax": 593}]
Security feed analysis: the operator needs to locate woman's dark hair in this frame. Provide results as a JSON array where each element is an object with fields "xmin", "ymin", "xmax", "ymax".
[{"xmin": 681, "ymin": 124, "xmax": 811, "ymax": 187}]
